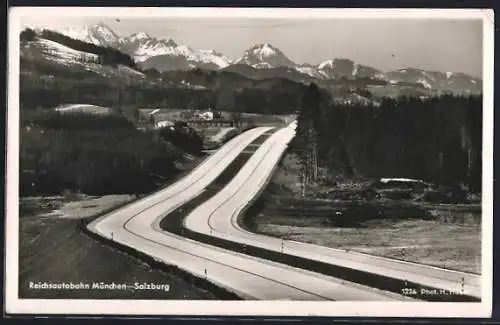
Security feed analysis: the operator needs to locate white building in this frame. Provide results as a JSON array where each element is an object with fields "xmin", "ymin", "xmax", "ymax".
[
  {"xmin": 155, "ymin": 120, "xmax": 175, "ymax": 129},
  {"xmin": 198, "ymin": 111, "xmax": 214, "ymax": 120}
]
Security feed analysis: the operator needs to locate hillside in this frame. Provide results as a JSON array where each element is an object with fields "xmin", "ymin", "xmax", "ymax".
[
  {"xmin": 20, "ymin": 29, "xmax": 145, "ymax": 83},
  {"xmin": 19, "ymin": 30, "xmax": 323, "ymax": 113}
]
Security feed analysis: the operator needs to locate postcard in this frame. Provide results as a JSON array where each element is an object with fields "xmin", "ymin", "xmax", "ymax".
[{"xmin": 5, "ymin": 6, "xmax": 493, "ymax": 317}]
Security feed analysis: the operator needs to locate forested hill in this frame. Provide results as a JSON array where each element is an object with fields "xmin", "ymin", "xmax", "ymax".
[{"xmin": 20, "ymin": 111, "xmax": 203, "ymax": 197}]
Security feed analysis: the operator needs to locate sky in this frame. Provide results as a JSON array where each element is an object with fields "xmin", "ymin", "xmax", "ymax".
[{"xmin": 20, "ymin": 16, "xmax": 483, "ymax": 77}]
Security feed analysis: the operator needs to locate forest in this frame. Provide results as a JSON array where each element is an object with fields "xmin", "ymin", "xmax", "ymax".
[
  {"xmin": 20, "ymin": 111, "xmax": 203, "ymax": 197},
  {"xmin": 293, "ymin": 84, "xmax": 482, "ymax": 192}
]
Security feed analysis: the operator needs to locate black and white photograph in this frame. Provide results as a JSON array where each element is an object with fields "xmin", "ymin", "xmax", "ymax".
[{"xmin": 5, "ymin": 7, "xmax": 493, "ymax": 317}]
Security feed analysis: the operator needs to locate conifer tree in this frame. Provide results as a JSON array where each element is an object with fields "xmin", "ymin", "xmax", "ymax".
[{"xmin": 294, "ymin": 83, "xmax": 321, "ymax": 196}]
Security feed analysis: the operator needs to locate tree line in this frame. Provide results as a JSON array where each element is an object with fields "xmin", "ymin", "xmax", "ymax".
[
  {"xmin": 20, "ymin": 58, "xmax": 311, "ymax": 115},
  {"xmin": 293, "ymin": 83, "xmax": 482, "ymax": 193}
]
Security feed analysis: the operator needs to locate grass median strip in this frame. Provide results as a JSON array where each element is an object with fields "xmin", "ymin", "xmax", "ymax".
[{"xmin": 159, "ymin": 130, "xmax": 479, "ymax": 302}]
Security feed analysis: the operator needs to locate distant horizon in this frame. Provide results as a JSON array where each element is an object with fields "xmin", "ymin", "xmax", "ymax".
[{"xmin": 20, "ymin": 16, "xmax": 483, "ymax": 78}]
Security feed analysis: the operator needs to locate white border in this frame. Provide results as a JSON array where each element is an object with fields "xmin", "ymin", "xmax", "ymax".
[{"xmin": 5, "ymin": 7, "xmax": 494, "ymax": 317}]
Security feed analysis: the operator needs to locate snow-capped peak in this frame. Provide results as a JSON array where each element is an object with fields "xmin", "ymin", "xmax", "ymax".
[
  {"xmin": 258, "ymin": 42, "xmax": 275, "ymax": 56},
  {"xmin": 318, "ymin": 58, "xmax": 354, "ymax": 69},
  {"xmin": 61, "ymin": 22, "xmax": 121, "ymax": 48},
  {"xmin": 315, "ymin": 58, "xmax": 381, "ymax": 80},
  {"xmin": 92, "ymin": 22, "xmax": 119, "ymax": 38},
  {"xmin": 249, "ymin": 42, "xmax": 279, "ymax": 59},
  {"xmin": 235, "ymin": 42, "xmax": 296, "ymax": 68},
  {"xmin": 57, "ymin": 23, "xmax": 232, "ymax": 69},
  {"xmin": 129, "ymin": 31, "xmax": 151, "ymax": 41}
]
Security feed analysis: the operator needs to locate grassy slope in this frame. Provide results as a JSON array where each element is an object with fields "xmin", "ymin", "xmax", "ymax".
[{"xmin": 19, "ymin": 195, "xmax": 220, "ymax": 300}]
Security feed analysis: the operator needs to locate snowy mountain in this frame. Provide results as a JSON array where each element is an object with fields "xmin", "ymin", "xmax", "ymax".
[
  {"xmin": 234, "ymin": 42, "xmax": 296, "ymax": 69},
  {"xmin": 60, "ymin": 22, "xmax": 232, "ymax": 71},
  {"xmin": 124, "ymin": 33, "xmax": 232, "ymax": 70},
  {"xmin": 232, "ymin": 46, "xmax": 387, "ymax": 81},
  {"xmin": 318, "ymin": 58, "xmax": 384, "ymax": 80},
  {"xmin": 31, "ymin": 22, "xmax": 482, "ymax": 94},
  {"xmin": 385, "ymin": 68, "xmax": 482, "ymax": 94},
  {"xmin": 122, "ymin": 32, "xmax": 179, "ymax": 62},
  {"xmin": 62, "ymin": 22, "xmax": 122, "ymax": 48},
  {"xmin": 295, "ymin": 64, "xmax": 329, "ymax": 79},
  {"xmin": 139, "ymin": 47, "xmax": 232, "ymax": 71}
]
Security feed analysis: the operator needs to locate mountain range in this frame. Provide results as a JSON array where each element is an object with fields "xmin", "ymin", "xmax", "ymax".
[{"xmin": 30, "ymin": 22, "xmax": 482, "ymax": 94}]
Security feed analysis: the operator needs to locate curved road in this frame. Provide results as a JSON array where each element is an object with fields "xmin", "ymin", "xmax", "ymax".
[
  {"xmin": 183, "ymin": 123, "xmax": 481, "ymax": 300},
  {"xmin": 88, "ymin": 123, "xmax": 406, "ymax": 301}
]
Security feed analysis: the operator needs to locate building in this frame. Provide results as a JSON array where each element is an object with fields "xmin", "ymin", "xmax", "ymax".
[
  {"xmin": 138, "ymin": 108, "xmax": 181, "ymax": 124},
  {"xmin": 138, "ymin": 108, "xmax": 232, "ymax": 129},
  {"xmin": 197, "ymin": 111, "xmax": 214, "ymax": 120},
  {"xmin": 185, "ymin": 119, "xmax": 234, "ymax": 128},
  {"xmin": 154, "ymin": 120, "xmax": 175, "ymax": 129}
]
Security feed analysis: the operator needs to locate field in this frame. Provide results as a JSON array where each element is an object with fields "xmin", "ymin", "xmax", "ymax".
[
  {"xmin": 248, "ymin": 213, "xmax": 481, "ymax": 274},
  {"xmin": 19, "ymin": 195, "xmax": 222, "ymax": 299},
  {"xmin": 243, "ymin": 153, "xmax": 482, "ymax": 274}
]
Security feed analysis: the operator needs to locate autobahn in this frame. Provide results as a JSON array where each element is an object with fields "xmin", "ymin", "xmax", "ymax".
[
  {"xmin": 87, "ymin": 123, "xmax": 407, "ymax": 301},
  {"xmin": 183, "ymin": 123, "xmax": 481, "ymax": 301}
]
